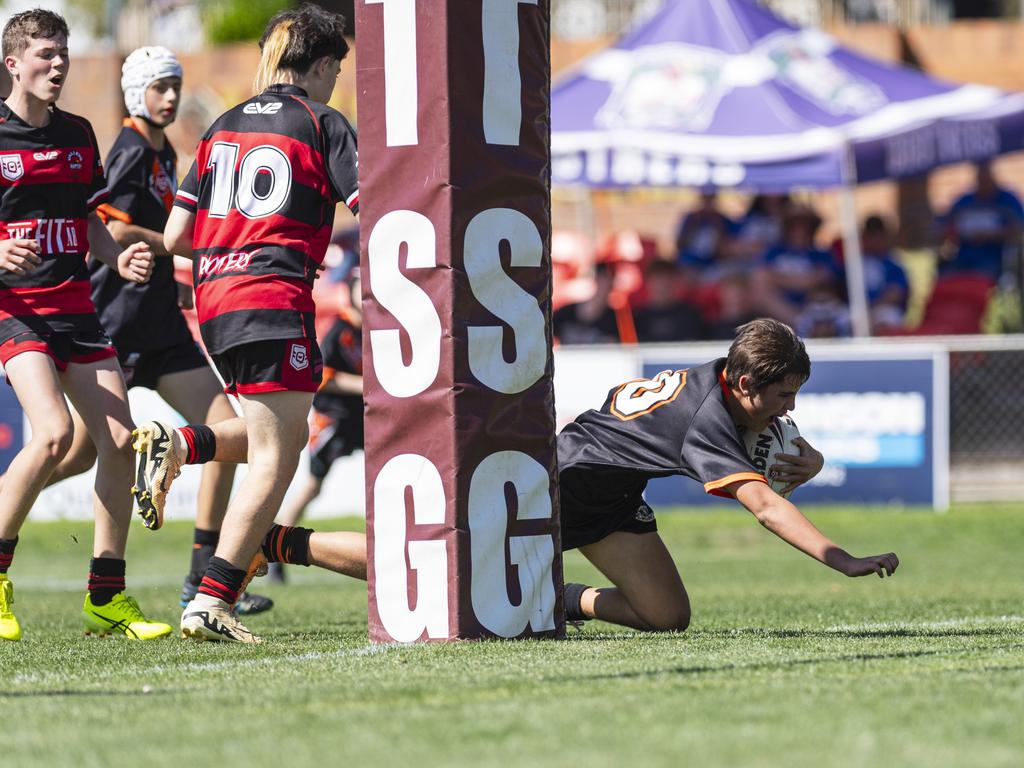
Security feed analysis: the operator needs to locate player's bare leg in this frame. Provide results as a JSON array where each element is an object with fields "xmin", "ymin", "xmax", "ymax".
[
  {"xmin": 277, "ymin": 475, "xmax": 323, "ymax": 527},
  {"xmin": 575, "ymin": 531, "xmax": 691, "ymax": 632},
  {"xmin": 41, "ymin": 407, "xmax": 97, "ymax": 486},
  {"xmin": 180, "ymin": 391, "xmax": 310, "ymax": 643},
  {"xmin": 62, "ymin": 358, "xmax": 138, "ymax": 558},
  {"xmin": 157, "ymin": 367, "xmax": 273, "ymax": 614},
  {"xmin": 62, "ymin": 357, "xmax": 172, "ymax": 639},
  {"xmin": 308, "ymin": 531, "xmax": 366, "ymax": 579}
]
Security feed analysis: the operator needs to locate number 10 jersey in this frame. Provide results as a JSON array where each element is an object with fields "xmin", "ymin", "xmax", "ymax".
[{"xmin": 173, "ymin": 83, "xmax": 359, "ymax": 355}]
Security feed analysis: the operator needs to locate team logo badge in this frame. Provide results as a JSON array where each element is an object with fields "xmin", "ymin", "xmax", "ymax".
[
  {"xmin": 66, "ymin": 150, "xmax": 83, "ymax": 170},
  {"xmin": 289, "ymin": 343, "xmax": 309, "ymax": 371},
  {"xmin": 1, "ymin": 154, "xmax": 24, "ymax": 181},
  {"xmin": 634, "ymin": 504, "xmax": 656, "ymax": 523}
]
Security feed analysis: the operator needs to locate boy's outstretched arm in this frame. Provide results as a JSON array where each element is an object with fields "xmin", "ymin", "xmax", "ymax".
[{"xmin": 732, "ymin": 479, "xmax": 899, "ymax": 578}]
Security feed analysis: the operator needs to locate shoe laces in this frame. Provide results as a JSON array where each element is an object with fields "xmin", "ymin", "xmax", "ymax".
[{"xmin": 112, "ymin": 593, "xmax": 148, "ymax": 623}]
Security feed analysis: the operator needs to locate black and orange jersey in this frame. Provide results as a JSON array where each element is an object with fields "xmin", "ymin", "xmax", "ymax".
[
  {"xmin": 90, "ymin": 121, "xmax": 193, "ymax": 352},
  {"xmin": 0, "ymin": 100, "xmax": 108, "ymax": 343},
  {"xmin": 313, "ymin": 308, "xmax": 362, "ymax": 424},
  {"xmin": 557, "ymin": 358, "xmax": 768, "ymax": 499},
  {"xmin": 174, "ymin": 83, "xmax": 359, "ymax": 354}
]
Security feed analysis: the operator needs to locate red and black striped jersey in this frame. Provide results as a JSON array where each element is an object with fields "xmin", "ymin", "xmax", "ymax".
[
  {"xmin": 0, "ymin": 100, "xmax": 108, "ymax": 343},
  {"xmin": 174, "ymin": 83, "xmax": 359, "ymax": 354},
  {"xmin": 90, "ymin": 121, "xmax": 193, "ymax": 352},
  {"xmin": 557, "ymin": 359, "xmax": 769, "ymax": 499}
]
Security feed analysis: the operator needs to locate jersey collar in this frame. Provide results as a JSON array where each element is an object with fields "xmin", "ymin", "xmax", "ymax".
[{"xmin": 264, "ymin": 83, "xmax": 309, "ymax": 98}]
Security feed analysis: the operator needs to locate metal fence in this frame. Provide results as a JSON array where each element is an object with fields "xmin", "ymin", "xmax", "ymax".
[{"xmin": 941, "ymin": 335, "xmax": 1024, "ymax": 501}]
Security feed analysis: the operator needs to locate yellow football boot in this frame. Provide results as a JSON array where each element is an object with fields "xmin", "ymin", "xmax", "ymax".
[
  {"xmin": 0, "ymin": 574, "xmax": 21, "ymax": 641},
  {"xmin": 82, "ymin": 592, "xmax": 172, "ymax": 640}
]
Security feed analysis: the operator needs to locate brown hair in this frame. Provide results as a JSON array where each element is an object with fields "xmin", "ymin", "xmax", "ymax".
[
  {"xmin": 725, "ymin": 318, "xmax": 810, "ymax": 393},
  {"xmin": 2, "ymin": 8, "xmax": 68, "ymax": 59},
  {"xmin": 253, "ymin": 3, "xmax": 348, "ymax": 93}
]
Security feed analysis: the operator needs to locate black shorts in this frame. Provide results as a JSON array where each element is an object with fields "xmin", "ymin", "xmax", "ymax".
[
  {"xmin": 558, "ymin": 468, "xmax": 658, "ymax": 551},
  {"xmin": 212, "ymin": 337, "xmax": 323, "ymax": 396},
  {"xmin": 308, "ymin": 411, "xmax": 363, "ymax": 479},
  {"xmin": 0, "ymin": 329, "xmax": 117, "ymax": 371},
  {"xmin": 119, "ymin": 339, "xmax": 210, "ymax": 390}
]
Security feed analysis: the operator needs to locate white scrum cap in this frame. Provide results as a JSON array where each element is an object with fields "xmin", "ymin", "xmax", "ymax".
[{"xmin": 121, "ymin": 46, "xmax": 183, "ymax": 119}]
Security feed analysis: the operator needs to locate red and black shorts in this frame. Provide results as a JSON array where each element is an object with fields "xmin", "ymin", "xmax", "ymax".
[
  {"xmin": 0, "ymin": 329, "xmax": 117, "ymax": 371},
  {"xmin": 211, "ymin": 337, "xmax": 323, "ymax": 396},
  {"xmin": 118, "ymin": 339, "xmax": 210, "ymax": 391}
]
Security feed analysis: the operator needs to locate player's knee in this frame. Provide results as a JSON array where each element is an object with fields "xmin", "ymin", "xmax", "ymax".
[
  {"xmin": 33, "ymin": 421, "xmax": 74, "ymax": 464},
  {"xmin": 644, "ymin": 594, "xmax": 691, "ymax": 633}
]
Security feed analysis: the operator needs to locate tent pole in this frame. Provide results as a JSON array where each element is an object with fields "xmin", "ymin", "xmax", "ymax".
[
  {"xmin": 840, "ymin": 148, "xmax": 871, "ymax": 338},
  {"xmin": 839, "ymin": 185, "xmax": 871, "ymax": 337}
]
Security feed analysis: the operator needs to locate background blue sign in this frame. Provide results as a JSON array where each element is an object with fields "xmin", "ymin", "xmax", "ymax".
[
  {"xmin": 642, "ymin": 356, "xmax": 938, "ymax": 507},
  {"xmin": 0, "ymin": 381, "xmax": 23, "ymax": 474}
]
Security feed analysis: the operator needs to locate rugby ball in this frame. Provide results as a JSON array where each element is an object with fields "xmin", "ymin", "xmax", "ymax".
[{"xmin": 743, "ymin": 415, "xmax": 802, "ymax": 498}]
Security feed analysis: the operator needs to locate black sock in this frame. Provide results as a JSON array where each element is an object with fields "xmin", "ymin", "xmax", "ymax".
[
  {"xmin": 189, "ymin": 528, "xmax": 220, "ymax": 582},
  {"xmin": 262, "ymin": 524, "xmax": 313, "ymax": 566},
  {"xmin": 197, "ymin": 556, "xmax": 246, "ymax": 604},
  {"xmin": 88, "ymin": 557, "xmax": 126, "ymax": 605},
  {"xmin": 179, "ymin": 424, "xmax": 217, "ymax": 464},
  {"xmin": 0, "ymin": 536, "xmax": 18, "ymax": 574},
  {"xmin": 563, "ymin": 582, "xmax": 591, "ymax": 622}
]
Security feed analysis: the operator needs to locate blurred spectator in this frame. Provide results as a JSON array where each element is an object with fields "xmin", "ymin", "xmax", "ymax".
[
  {"xmin": 633, "ymin": 260, "xmax": 706, "ymax": 342},
  {"xmin": 703, "ymin": 272, "xmax": 760, "ymax": 339},
  {"xmin": 939, "ymin": 161, "xmax": 1023, "ymax": 283},
  {"xmin": 730, "ymin": 193, "xmax": 789, "ymax": 263},
  {"xmin": 795, "ymin": 283, "xmax": 852, "ymax": 338},
  {"xmin": 753, "ymin": 202, "xmax": 839, "ymax": 324},
  {"xmin": 552, "ymin": 261, "xmax": 621, "ymax": 344},
  {"xmin": 857, "ymin": 214, "xmax": 909, "ymax": 332},
  {"xmin": 674, "ymin": 192, "xmax": 735, "ymax": 277}
]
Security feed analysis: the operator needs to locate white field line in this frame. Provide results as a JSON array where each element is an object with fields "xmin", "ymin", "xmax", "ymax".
[
  {"xmin": 822, "ymin": 615, "xmax": 1024, "ymax": 633},
  {"xmin": 10, "ymin": 643, "xmax": 400, "ymax": 686}
]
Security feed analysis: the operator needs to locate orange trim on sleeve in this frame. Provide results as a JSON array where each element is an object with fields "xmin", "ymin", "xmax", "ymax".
[
  {"xmin": 96, "ymin": 203, "xmax": 132, "ymax": 225},
  {"xmin": 704, "ymin": 472, "xmax": 768, "ymax": 496}
]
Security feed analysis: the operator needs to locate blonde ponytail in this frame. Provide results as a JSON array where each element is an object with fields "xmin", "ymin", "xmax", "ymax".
[{"xmin": 253, "ymin": 19, "xmax": 294, "ymax": 94}]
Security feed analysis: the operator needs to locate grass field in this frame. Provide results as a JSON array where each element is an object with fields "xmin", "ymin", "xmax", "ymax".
[{"xmin": 3, "ymin": 504, "xmax": 1023, "ymax": 767}]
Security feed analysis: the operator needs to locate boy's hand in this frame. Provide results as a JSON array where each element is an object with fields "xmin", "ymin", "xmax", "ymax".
[
  {"xmin": 771, "ymin": 436, "xmax": 824, "ymax": 495},
  {"xmin": 0, "ymin": 238, "xmax": 42, "ymax": 275},
  {"xmin": 843, "ymin": 552, "xmax": 899, "ymax": 578},
  {"xmin": 117, "ymin": 242, "xmax": 154, "ymax": 284}
]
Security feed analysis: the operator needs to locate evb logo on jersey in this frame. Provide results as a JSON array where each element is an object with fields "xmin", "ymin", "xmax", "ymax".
[
  {"xmin": 289, "ymin": 343, "xmax": 309, "ymax": 371},
  {"xmin": 243, "ymin": 102, "xmax": 282, "ymax": 115},
  {"xmin": 1, "ymin": 154, "xmax": 24, "ymax": 181}
]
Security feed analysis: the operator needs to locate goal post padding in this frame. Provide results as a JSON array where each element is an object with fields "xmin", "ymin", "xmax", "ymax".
[{"xmin": 356, "ymin": 0, "xmax": 562, "ymax": 642}]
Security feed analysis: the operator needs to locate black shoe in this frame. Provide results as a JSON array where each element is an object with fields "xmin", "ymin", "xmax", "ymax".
[
  {"xmin": 266, "ymin": 562, "xmax": 286, "ymax": 584},
  {"xmin": 234, "ymin": 591, "xmax": 274, "ymax": 615}
]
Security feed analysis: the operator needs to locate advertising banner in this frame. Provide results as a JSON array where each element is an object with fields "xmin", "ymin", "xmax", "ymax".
[{"xmin": 554, "ymin": 344, "xmax": 949, "ymax": 509}]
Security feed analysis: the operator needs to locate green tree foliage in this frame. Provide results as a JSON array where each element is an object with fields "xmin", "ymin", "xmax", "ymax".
[{"xmin": 201, "ymin": 0, "xmax": 292, "ymax": 45}]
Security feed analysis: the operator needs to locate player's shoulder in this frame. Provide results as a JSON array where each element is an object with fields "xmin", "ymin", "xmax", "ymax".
[
  {"xmin": 108, "ymin": 122, "xmax": 149, "ymax": 156},
  {"xmin": 51, "ymin": 106, "xmax": 98, "ymax": 142}
]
